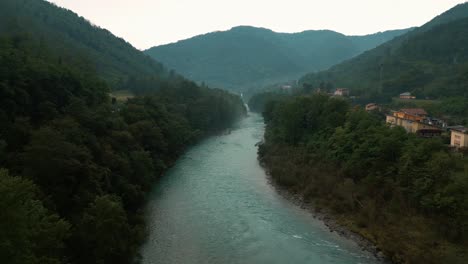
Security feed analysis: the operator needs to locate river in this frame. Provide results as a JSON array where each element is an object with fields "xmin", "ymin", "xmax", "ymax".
[{"xmin": 141, "ymin": 113, "xmax": 381, "ymax": 264}]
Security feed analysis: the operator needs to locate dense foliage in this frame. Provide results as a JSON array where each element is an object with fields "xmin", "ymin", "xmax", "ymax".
[
  {"xmin": 145, "ymin": 26, "xmax": 409, "ymax": 93},
  {"xmin": 259, "ymin": 94, "xmax": 468, "ymax": 263},
  {"xmin": 300, "ymin": 3, "xmax": 468, "ymax": 106},
  {"xmin": 0, "ymin": 19, "xmax": 245, "ymax": 264},
  {"xmin": 0, "ymin": 0, "xmax": 170, "ymax": 86},
  {"xmin": 248, "ymin": 92, "xmax": 289, "ymax": 113},
  {"xmin": 0, "ymin": 169, "xmax": 70, "ymax": 264},
  {"xmin": 0, "ymin": 4, "xmax": 245, "ymax": 263}
]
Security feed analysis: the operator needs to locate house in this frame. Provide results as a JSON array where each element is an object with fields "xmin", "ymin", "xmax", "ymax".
[
  {"xmin": 365, "ymin": 103, "xmax": 379, "ymax": 111},
  {"xmin": 334, "ymin": 88, "xmax": 349, "ymax": 97},
  {"xmin": 400, "ymin": 92, "xmax": 416, "ymax": 99},
  {"xmin": 450, "ymin": 126, "xmax": 468, "ymax": 148},
  {"xmin": 394, "ymin": 108, "xmax": 428, "ymax": 121},
  {"xmin": 386, "ymin": 108, "xmax": 441, "ymax": 136}
]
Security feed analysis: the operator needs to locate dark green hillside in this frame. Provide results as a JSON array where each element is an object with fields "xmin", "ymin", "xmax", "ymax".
[
  {"xmin": 145, "ymin": 26, "xmax": 409, "ymax": 92},
  {"xmin": 0, "ymin": 1, "xmax": 247, "ymax": 263},
  {"xmin": 147, "ymin": 26, "xmax": 306, "ymax": 91},
  {"xmin": 300, "ymin": 3, "xmax": 468, "ymax": 103},
  {"xmin": 347, "ymin": 29, "xmax": 415, "ymax": 53},
  {"xmin": 0, "ymin": 34, "xmax": 245, "ymax": 264},
  {"xmin": 0, "ymin": 0, "xmax": 166, "ymax": 85},
  {"xmin": 421, "ymin": 2, "xmax": 468, "ymax": 30},
  {"xmin": 259, "ymin": 95, "xmax": 468, "ymax": 263}
]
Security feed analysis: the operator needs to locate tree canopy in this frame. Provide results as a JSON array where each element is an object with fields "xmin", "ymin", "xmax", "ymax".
[
  {"xmin": 0, "ymin": 1, "xmax": 246, "ymax": 263},
  {"xmin": 259, "ymin": 94, "xmax": 468, "ymax": 263},
  {"xmin": 300, "ymin": 3, "xmax": 468, "ymax": 105},
  {"xmin": 145, "ymin": 26, "xmax": 409, "ymax": 93}
]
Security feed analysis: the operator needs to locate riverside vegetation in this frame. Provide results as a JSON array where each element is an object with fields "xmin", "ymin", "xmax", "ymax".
[
  {"xmin": 2, "ymin": 0, "xmax": 468, "ymax": 263},
  {"xmin": 0, "ymin": 0, "xmax": 246, "ymax": 263},
  {"xmin": 250, "ymin": 4, "xmax": 468, "ymax": 262},
  {"xmin": 253, "ymin": 94, "xmax": 467, "ymax": 263},
  {"xmin": 0, "ymin": 34, "xmax": 245, "ymax": 264}
]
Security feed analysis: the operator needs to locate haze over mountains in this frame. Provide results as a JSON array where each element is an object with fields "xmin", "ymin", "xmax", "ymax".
[
  {"xmin": 249, "ymin": 4, "xmax": 468, "ymax": 263},
  {"xmin": 145, "ymin": 27, "xmax": 411, "ymax": 93},
  {"xmin": 300, "ymin": 2, "xmax": 468, "ymax": 102},
  {"xmin": 1, "ymin": 1, "xmax": 468, "ymax": 264}
]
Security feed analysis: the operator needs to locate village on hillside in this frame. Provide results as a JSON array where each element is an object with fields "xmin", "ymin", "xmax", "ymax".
[
  {"xmin": 383, "ymin": 93, "xmax": 467, "ymax": 150},
  {"xmin": 329, "ymin": 89, "xmax": 468, "ymax": 150},
  {"xmin": 385, "ymin": 108, "xmax": 467, "ymax": 148}
]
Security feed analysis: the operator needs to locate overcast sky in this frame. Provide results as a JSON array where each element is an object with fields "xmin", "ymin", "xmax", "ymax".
[{"xmin": 48, "ymin": 0, "xmax": 467, "ymax": 50}]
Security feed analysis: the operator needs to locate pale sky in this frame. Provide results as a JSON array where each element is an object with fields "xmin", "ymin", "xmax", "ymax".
[{"xmin": 48, "ymin": 0, "xmax": 467, "ymax": 50}]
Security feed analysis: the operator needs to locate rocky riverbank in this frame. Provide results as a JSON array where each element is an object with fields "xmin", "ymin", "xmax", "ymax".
[{"xmin": 261, "ymin": 163, "xmax": 390, "ymax": 263}]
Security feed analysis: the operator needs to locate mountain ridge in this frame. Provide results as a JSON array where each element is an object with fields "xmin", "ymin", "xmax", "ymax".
[
  {"xmin": 299, "ymin": 2, "xmax": 468, "ymax": 103},
  {"xmin": 0, "ymin": 0, "xmax": 169, "ymax": 87},
  {"xmin": 145, "ymin": 26, "xmax": 411, "ymax": 93}
]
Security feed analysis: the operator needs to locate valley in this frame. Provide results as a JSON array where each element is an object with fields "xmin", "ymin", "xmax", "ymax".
[{"xmin": 0, "ymin": 1, "xmax": 467, "ymax": 264}]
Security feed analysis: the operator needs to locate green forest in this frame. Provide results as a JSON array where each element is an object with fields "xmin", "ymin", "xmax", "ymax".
[
  {"xmin": 0, "ymin": 1, "xmax": 246, "ymax": 263},
  {"xmin": 145, "ymin": 26, "xmax": 409, "ymax": 93},
  {"xmin": 299, "ymin": 3, "xmax": 468, "ymax": 118},
  {"xmin": 0, "ymin": 0, "xmax": 171, "ymax": 86},
  {"xmin": 0, "ymin": 34, "xmax": 246, "ymax": 264},
  {"xmin": 293, "ymin": 3, "xmax": 468, "ymax": 127},
  {"xmin": 2, "ymin": 0, "xmax": 468, "ymax": 263},
  {"xmin": 256, "ymin": 94, "xmax": 467, "ymax": 263},
  {"xmin": 0, "ymin": 34, "xmax": 245, "ymax": 264}
]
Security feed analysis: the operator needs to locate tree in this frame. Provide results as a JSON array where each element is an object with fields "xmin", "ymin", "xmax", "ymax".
[
  {"xmin": 0, "ymin": 169, "xmax": 70, "ymax": 264},
  {"xmin": 77, "ymin": 195, "xmax": 135, "ymax": 264},
  {"xmin": 21, "ymin": 127, "xmax": 104, "ymax": 215},
  {"xmin": 0, "ymin": 140, "xmax": 6, "ymax": 165}
]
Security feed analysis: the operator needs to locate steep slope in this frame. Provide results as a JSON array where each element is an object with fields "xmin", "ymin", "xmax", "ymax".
[
  {"xmin": 300, "ymin": 3, "xmax": 468, "ymax": 102},
  {"xmin": 421, "ymin": 2, "xmax": 468, "ymax": 30},
  {"xmin": 0, "ymin": 1, "xmax": 247, "ymax": 264},
  {"xmin": 347, "ymin": 29, "xmax": 416, "ymax": 53},
  {"xmin": 0, "ymin": 34, "xmax": 246, "ymax": 264},
  {"xmin": 0, "ymin": 0, "xmax": 166, "ymax": 86},
  {"xmin": 145, "ymin": 26, "xmax": 410, "ymax": 92}
]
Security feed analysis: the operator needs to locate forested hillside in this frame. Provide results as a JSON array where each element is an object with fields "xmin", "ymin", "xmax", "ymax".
[
  {"xmin": 258, "ymin": 95, "xmax": 467, "ymax": 263},
  {"xmin": 145, "ymin": 26, "xmax": 409, "ymax": 93},
  {"xmin": 0, "ymin": 33, "xmax": 245, "ymax": 264},
  {"xmin": 0, "ymin": 0, "xmax": 170, "ymax": 87},
  {"xmin": 0, "ymin": 1, "xmax": 246, "ymax": 263},
  {"xmin": 300, "ymin": 3, "xmax": 468, "ymax": 103}
]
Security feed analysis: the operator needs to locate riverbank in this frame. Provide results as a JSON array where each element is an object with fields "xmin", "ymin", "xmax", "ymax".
[
  {"xmin": 142, "ymin": 113, "xmax": 382, "ymax": 264},
  {"xmin": 253, "ymin": 94, "xmax": 467, "ymax": 263},
  {"xmin": 259, "ymin": 159, "xmax": 389, "ymax": 263},
  {"xmin": 257, "ymin": 141, "xmax": 467, "ymax": 264}
]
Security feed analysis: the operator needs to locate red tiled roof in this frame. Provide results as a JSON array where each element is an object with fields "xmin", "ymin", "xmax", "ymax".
[{"xmin": 400, "ymin": 108, "xmax": 427, "ymax": 116}]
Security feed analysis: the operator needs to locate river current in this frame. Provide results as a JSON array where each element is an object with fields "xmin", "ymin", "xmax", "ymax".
[{"xmin": 141, "ymin": 113, "xmax": 380, "ymax": 264}]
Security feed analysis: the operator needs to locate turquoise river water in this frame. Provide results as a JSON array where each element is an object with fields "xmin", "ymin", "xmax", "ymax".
[{"xmin": 141, "ymin": 113, "xmax": 381, "ymax": 264}]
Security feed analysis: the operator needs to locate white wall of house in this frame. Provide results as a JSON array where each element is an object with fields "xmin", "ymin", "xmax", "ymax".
[{"xmin": 451, "ymin": 131, "xmax": 468, "ymax": 148}]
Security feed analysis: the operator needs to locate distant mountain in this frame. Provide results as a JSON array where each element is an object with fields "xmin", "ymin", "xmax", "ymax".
[
  {"xmin": 145, "ymin": 26, "xmax": 410, "ymax": 93},
  {"xmin": 0, "ymin": 0, "xmax": 168, "ymax": 86},
  {"xmin": 300, "ymin": 3, "xmax": 468, "ymax": 102}
]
